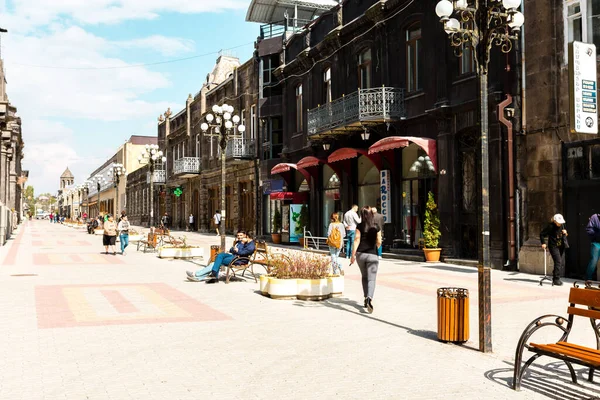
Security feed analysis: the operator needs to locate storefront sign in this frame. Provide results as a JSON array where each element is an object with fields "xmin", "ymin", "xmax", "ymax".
[
  {"xmin": 263, "ymin": 179, "xmax": 284, "ymax": 194},
  {"xmin": 569, "ymin": 41, "xmax": 598, "ymax": 134},
  {"xmin": 380, "ymin": 170, "xmax": 391, "ymax": 223}
]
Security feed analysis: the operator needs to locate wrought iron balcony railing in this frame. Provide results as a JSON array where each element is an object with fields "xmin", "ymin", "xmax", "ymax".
[
  {"xmin": 173, "ymin": 157, "xmax": 200, "ymax": 175},
  {"xmin": 307, "ymin": 87, "xmax": 406, "ymax": 137},
  {"xmin": 226, "ymin": 138, "xmax": 256, "ymax": 160},
  {"xmin": 147, "ymin": 169, "xmax": 166, "ymax": 184}
]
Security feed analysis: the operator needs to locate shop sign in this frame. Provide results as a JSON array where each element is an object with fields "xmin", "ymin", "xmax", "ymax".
[
  {"xmin": 569, "ymin": 41, "xmax": 598, "ymax": 134},
  {"xmin": 380, "ymin": 170, "xmax": 391, "ymax": 223}
]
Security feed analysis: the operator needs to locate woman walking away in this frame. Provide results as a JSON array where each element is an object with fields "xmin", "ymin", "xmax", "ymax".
[
  {"xmin": 327, "ymin": 212, "xmax": 346, "ymax": 275},
  {"xmin": 118, "ymin": 216, "xmax": 130, "ymax": 255},
  {"xmin": 102, "ymin": 215, "xmax": 118, "ymax": 255},
  {"xmin": 540, "ymin": 213, "xmax": 568, "ymax": 286},
  {"xmin": 350, "ymin": 206, "xmax": 382, "ymax": 314}
]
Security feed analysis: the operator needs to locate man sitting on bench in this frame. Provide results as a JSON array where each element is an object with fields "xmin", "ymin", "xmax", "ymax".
[{"xmin": 186, "ymin": 231, "xmax": 256, "ymax": 283}]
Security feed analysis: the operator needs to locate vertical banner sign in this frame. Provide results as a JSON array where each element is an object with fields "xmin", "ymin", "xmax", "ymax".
[
  {"xmin": 569, "ymin": 41, "xmax": 598, "ymax": 134},
  {"xmin": 380, "ymin": 170, "xmax": 391, "ymax": 223},
  {"xmin": 289, "ymin": 204, "xmax": 302, "ymax": 243}
]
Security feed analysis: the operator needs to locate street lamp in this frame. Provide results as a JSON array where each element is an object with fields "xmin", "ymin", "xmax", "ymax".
[
  {"xmin": 107, "ymin": 163, "xmax": 126, "ymax": 217},
  {"xmin": 201, "ymin": 103, "xmax": 245, "ymax": 251},
  {"xmin": 434, "ymin": 0, "xmax": 524, "ymax": 353},
  {"xmin": 95, "ymin": 175, "xmax": 106, "ymax": 216},
  {"xmin": 138, "ymin": 144, "xmax": 166, "ymax": 227}
]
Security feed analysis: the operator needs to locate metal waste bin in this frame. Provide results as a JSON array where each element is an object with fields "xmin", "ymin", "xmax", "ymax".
[
  {"xmin": 437, "ymin": 287, "xmax": 469, "ymax": 343},
  {"xmin": 210, "ymin": 245, "xmax": 220, "ymax": 263}
]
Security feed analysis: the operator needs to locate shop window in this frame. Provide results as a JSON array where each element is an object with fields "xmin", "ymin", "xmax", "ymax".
[
  {"xmin": 567, "ymin": 146, "xmax": 587, "ymax": 180},
  {"xmin": 406, "ymin": 24, "xmax": 423, "ymax": 92},
  {"xmin": 358, "ymin": 49, "xmax": 372, "ymax": 89},
  {"xmin": 323, "ymin": 165, "xmax": 341, "ymax": 234},
  {"xmin": 358, "ymin": 156, "xmax": 380, "ymax": 209},
  {"xmin": 296, "ymin": 84, "xmax": 303, "ymax": 132}
]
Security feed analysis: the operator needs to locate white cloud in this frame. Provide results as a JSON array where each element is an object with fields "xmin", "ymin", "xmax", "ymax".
[{"xmin": 117, "ymin": 35, "xmax": 195, "ymax": 57}]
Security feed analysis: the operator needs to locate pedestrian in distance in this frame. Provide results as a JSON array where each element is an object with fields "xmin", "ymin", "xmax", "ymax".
[
  {"xmin": 540, "ymin": 213, "xmax": 569, "ymax": 286},
  {"xmin": 118, "ymin": 216, "xmax": 130, "ymax": 255},
  {"xmin": 188, "ymin": 213, "xmax": 195, "ymax": 232},
  {"xmin": 585, "ymin": 212, "xmax": 600, "ymax": 280},
  {"xmin": 350, "ymin": 206, "xmax": 382, "ymax": 314},
  {"xmin": 372, "ymin": 206, "xmax": 385, "ymax": 260},
  {"xmin": 327, "ymin": 212, "xmax": 346, "ymax": 275},
  {"xmin": 161, "ymin": 213, "xmax": 169, "ymax": 230},
  {"xmin": 343, "ymin": 205, "xmax": 361, "ymax": 258},
  {"xmin": 213, "ymin": 210, "xmax": 222, "ymax": 236},
  {"xmin": 102, "ymin": 215, "xmax": 118, "ymax": 255},
  {"xmin": 49, "ymin": 212, "xmax": 54, "ymax": 223}
]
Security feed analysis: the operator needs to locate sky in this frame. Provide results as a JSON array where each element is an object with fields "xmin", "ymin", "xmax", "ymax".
[{"xmin": 0, "ymin": 0, "xmax": 260, "ymax": 195}]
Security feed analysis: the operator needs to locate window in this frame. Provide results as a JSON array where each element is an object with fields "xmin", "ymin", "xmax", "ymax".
[
  {"xmin": 240, "ymin": 109, "xmax": 246, "ymax": 138},
  {"xmin": 565, "ymin": 0, "xmax": 600, "ymax": 62},
  {"xmin": 323, "ymin": 68, "xmax": 332, "ymax": 103},
  {"xmin": 295, "ymin": 84, "xmax": 303, "ymax": 132},
  {"xmin": 250, "ymin": 105, "xmax": 256, "ymax": 140},
  {"xmin": 195, "ymin": 134, "xmax": 200, "ymax": 157},
  {"xmin": 358, "ymin": 50, "xmax": 371, "ymax": 89},
  {"xmin": 406, "ymin": 24, "xmax": 423, "ymax": 92},
  {"xmin": 182, "ymin": 142, "xmax": 186, "ymax": 158},
  {"xmin": 459, "ymin": 22, "xmax": 475, "ymax": 75}
]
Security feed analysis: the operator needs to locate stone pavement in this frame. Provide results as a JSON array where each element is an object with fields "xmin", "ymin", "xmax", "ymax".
[{"xmin": 1, "ymin": 220, "xmax": 600, "ymax": 399}]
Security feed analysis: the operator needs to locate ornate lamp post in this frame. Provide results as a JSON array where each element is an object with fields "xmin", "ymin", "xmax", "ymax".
[
  {"xmin": 434, "ymin": 0, "xmax": 524, "ymax": 353},
  {"xmin": 95, "ymin": 175, "xmax": 106, "ymax": 216},
  {"xmin": 138, "ymin": 144, "xmax": 166, "ymax": 227},
  {"xmin": 107, "ymin": 163, "xmax": 126, "ymax": 216},
  {"xmin": 201, "ymin": 103, "xmax": 245, "ymax": 251}
]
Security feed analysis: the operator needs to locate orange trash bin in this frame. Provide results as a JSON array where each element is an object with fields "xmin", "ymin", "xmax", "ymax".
[
  {"xmin": 210, "ymin": 245, "xmax": 220, "ymax": 263},
  {"xmin": 437, "ymin": 287, "xmax": 469, "ymax": 343}
]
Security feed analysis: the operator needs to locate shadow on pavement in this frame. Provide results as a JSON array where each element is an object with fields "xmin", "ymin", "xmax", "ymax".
[
  {"xmin": 503, "ymin": 278, "xmax": 544, "ymax": 284},
  {"xmin": 485, "ymin": 361, "xmax": 600, "ymax": 399},
  {"xmin": 420, "ymin": 264, "xmax": 478, "ymax": 274}
]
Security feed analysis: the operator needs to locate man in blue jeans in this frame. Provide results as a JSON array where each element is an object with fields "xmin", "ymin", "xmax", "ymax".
[
  {"xmin": 586, "ymin": 213, "xmax": 600, "ymax": 280},
  {"xmin": 343, "ymin": 205, "xmax": 361, "ymax": 259},
  {"xmin": 186, "ymin": 231, "xmax": 256, "ymax": 283}
]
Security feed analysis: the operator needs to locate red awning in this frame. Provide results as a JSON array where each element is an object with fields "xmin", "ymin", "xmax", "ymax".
[
  {"xmin": 327, "ymin": 148, "xmax": 368, "ymax": 163},
  {"xmin": 269, "ymin": 192, "xmax": 308, "ymax": 202},
  {"xmin": 271, "ymin": 163, "xmax": 296, "ymax": 175},
  {"xmin": 296, "ymin": 156, "xmax": 324, "ymax": 169},
  {"xmin": 368, "ymin": 136, "xmax": 438, "ymax": 171}
]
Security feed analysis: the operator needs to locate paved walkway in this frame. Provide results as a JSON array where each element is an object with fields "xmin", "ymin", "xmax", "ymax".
[{"xmin": 1, "ymin": 220, "xmax": 600, "ymax": 399}]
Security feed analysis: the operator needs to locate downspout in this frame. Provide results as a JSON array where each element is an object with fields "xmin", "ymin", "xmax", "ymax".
[
  {"xmin": 255, "ymin": 51, "xmax": 262, "ymax": 238},
  {"xmin": 498, "ymin": 94, "xmax": 516, "ymax": 268},
  {"xmin": 520, "ymin": 1, "xmax": 526, "ymax": 135}
]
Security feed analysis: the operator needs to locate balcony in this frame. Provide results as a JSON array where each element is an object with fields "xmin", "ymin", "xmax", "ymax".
[
  {"xmin": 146, "ymin": 169, "xmax": 166, "ymax": 184},
  {"xmin": 260, "ymin": 19, "xmax": 311, "ymax": 39},
  {"xmin": 173, "ymin": 157, "xmax": 201, "ymax": 178},
  {"xmin": 307, "ymin": 87, "xmax": 406, "ymax": 138},
  {"xmin": 226, "ymin": 138, "xmax": 256, "ymax": 160}
]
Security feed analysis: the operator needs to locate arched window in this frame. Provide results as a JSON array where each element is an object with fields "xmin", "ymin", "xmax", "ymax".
[
  {"xmin": 406, "ymin": 24, "xmax": 422, "ymax": 92},
  {"xmin": 323, "ymin": 68, "xmax": 332, "ymax": 103},
  {"xmin": 358, "ymin": 49, "xmax": 372, "ymax": 89},
  {"xmin": 296, "ymin": 84, "xmax": 303, "ymax": 132}
]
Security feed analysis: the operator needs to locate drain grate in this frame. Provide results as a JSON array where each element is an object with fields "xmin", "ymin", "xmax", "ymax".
[{"xmin": 10, "ymin": 274, "xmax": 38, "ymax": 277}]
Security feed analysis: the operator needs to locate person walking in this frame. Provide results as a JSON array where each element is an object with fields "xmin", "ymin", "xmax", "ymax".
[
  {"xmin": 343, "ymin": 205, "xmax": 361, "ymax": 258},
  {"xmin": 540, "ymin": 213, "xmax": 568, "ymax": 286},
  {"xmin": 102, "ymin": 215, "xmax": 118, "ymax": 255},
  {"xmin": 350, "ymin": 206, "xmax": 382, "ymax": 313},
  {"xmin": 585, "ymin": 212, "xmax": 600, "ymax": 280},
  {"xmin": 327, "ymin": 212, "xmax": 346, "ymax": 275},
  {"xmin": 372, "ymin": 206, "xmax": 385, "ymax": 260},
  {"xmin": 49, "ymin": 212, "xmax": 54, "ymax": 223},
  {"xmin": 213, "ymin": 210, "xmax": 222, "ymax": 236},
  {"xmin": 188, "ymin": 213, "xmax": 195, "ymax": 232},
  {"xmin": 117, "ymin": 216, "xmax": 130, "ymax": 255}
]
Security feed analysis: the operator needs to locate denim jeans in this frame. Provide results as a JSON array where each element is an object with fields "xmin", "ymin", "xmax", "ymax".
[
  {"xmin": 120, "ymin": 234, "xmax": 129, "ymax": 253},
  {"xmin": 194, "ymin": 263, "xmax": 214, "ymax": 278},
  {"xmin": 210, "ymin": 253, "xmax": 235, "ymax": 276},
  {"xmin": 586, "ymin": 242, "xmax": 600, "ymax": 280},
  {"xmin": 329, "ymin": 246, "xmax": 342, "ymax": 274},
  {"xmin": 346, "ymin": 230, "xmax": 355, "ymax": 258},
  {"xmin": 377, "ymin": 246, "xmax": 382, "ymax": 257}
]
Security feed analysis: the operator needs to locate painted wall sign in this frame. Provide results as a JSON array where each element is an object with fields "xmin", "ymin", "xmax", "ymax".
[
  {"xmin": 380, "ymin": 170, "xmax": 391, "ymax": 223},
  {"xmin": 569, "ymin": 41, "xmax": 598, "ymax": 134}
]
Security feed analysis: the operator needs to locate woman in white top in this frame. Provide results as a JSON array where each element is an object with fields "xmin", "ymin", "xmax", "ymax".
[{"xmin": 327, "ymin": 212, "xmax": 346, "ymax": 275}]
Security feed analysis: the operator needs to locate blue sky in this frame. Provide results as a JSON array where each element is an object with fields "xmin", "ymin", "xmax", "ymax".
[{"xmin": 0, "ymin": 0, "xmax": 259, "ymax": 195}]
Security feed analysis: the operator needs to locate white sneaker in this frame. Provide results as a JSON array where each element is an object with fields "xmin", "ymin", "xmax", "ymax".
[{"xmin": 378, "ymin": 256, "xmax": 382, "ymax": 260}]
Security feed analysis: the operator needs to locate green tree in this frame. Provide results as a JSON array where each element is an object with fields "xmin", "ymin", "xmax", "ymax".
[
  {"xmin": 423, "ymin": 191, "xmax": 441, "ymax": 248},
  {"xmin": 24, "ymin": 185, "xmax": 35, "ymax": 214}
]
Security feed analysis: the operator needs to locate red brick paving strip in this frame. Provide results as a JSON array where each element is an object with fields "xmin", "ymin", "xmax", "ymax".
[
  {"xmin": 2, "ymin": 223, "xmax": 25, "ymax": 265},
  {"xmin": 100, "ymin": 290, "xmax": 139, "ymax": 313}
]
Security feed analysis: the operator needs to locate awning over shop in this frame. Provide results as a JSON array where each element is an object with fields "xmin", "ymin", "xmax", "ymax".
[
  {"xmin": 368, "ymin": 136, "xmax": 438, "ymax": 171},
  {"xmin": 327, "ymin": 148, "xmax": 368, "ymax": 163},
  {"xmin": 270, "ymin": 162, "xmax": 311, "ymax": 183},
  {"xmin": 269, "ymin": 192, "xmax": 309, "ymax": 202},
  {"xmin": 296, "ymin": 156, "xmax": 324, "ymax": 169}
]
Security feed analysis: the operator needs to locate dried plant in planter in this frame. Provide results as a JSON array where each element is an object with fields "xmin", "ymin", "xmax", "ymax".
[{"xmin": 272, "ymin": 251, "xmax": 331, "ymax": 279}]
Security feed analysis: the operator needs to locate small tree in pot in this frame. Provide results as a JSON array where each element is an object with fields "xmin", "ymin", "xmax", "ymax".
[
  {"xmin": 423, "ymin": 191, "xmax": 442, "ymax": 262},
  {"xmin": 272, "ymin": 207, "xmax": 282, "ymax": 244}
]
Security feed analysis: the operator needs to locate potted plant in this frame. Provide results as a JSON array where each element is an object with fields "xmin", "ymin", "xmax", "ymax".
[
  {"xmin": 423, "ymin": 191, "xmax": 442, "ymax": 262},
  {"xmin": 271, "ymin": 207, "xmax": 282, "ymax": 244},
  {"xmin": 297, "ymin": 204, "xmax": 309, "ymax": 247}
]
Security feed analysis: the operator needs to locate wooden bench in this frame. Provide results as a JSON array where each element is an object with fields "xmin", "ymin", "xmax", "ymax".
[
  {"xmin": 163, "ymin": 235, "xmax": 184, "ymax": 246},
  {"xmin": 513, "ymin": 282, "xmax": 600, "ymax": 390},
  {"xmin": 137, "ymin": 233, "xmax": 158, "ymax": 253},
  {"xmin": 223, "ymin": 240, "xmax": 291, "ymax": 284}
]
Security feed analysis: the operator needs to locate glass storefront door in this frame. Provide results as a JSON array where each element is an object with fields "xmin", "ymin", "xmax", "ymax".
[
  {"xmin": 322, "ymin": 165, "xmax": 341, "ymax": 233},
  {"xmin": 358, "ymin": 156, "xmax": 380, "ymax": 209}
]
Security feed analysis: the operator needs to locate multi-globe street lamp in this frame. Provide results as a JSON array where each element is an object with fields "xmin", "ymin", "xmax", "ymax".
[
  {"xmin": 107, "ymin": 163, "xmax": 126, "ymax": 217},
  {"xmin": 138, "ymin": 144, "xmax": 166, "ymax": 228},
  {"xmin": 77, "ymin": 181, "xmax": 91, "ymax": 219},
  {"xmin": 434, "ymin": 0, "xmax": 524, "ymax": 353},
  {"xmin": 94, "ymin": 175, "xmax": 107, "ymax": 217},
  {"xmin": 201, "ymin": 103, "xmax": 245, "ymax": 251}
]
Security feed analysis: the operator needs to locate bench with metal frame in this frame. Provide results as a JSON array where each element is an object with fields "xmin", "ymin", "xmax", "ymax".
[
  {"xmin": 222, "ymin": 240, "xmax": 291, "ymax": 284},
  {"xmin": 137, "ymin": 233, "xmax": 159, "ymax": 253},
  {"xmin": 513, "ymin": 281, "xmax": 600, "ymax": 390}
]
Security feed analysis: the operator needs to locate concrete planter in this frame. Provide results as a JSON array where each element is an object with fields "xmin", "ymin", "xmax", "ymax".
[
  {"xmin": 259, "ymin": 275, "xmax": 270, "ymax": 295},
  {"xmin": 264, "ymin": 278, "xmax": 338, "ymax": 301},
  {"xmin": 127, "ymin": 234, "xmax": 144, "ymax": 242},
  {"xmin": 267, "ymin": 278, "xmax": 298, "ymax": 300},
  {"xmin": 158, "ymin": 246, "xmax": 204, "ymax": 259},
  {"xmin": 94, "ymin": 229, "xmax": 104, "ymax": 235},
  {"xmin": 327, "ymin": 276, "xmax": 344, "ymax": 298},
  {"xmin": 297, "ymin": 279, "xmax": 330, "ymax": 301}
]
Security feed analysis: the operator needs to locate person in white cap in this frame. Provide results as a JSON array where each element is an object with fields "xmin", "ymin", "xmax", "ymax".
[{"xmin": 540, "ymin": 213, "xmax": 569, "ymax": 286}]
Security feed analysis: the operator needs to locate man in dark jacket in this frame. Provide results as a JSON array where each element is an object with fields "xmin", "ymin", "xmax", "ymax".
[
  {"xmin": 586, "ymin": 213, "xmax": 600, "ymax": 280},
  {"xmin": 540, "ymin": 213, "xmax": 568, "ymax": 286}
]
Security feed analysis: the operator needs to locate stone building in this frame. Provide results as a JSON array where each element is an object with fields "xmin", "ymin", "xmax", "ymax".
[
  {"xmin": 57, "ymin": 167, "xmax": 75, "ymax": 217},
  {"xmin": 518, "ymin": 0, "xmax": 600, "ymax": 278}
]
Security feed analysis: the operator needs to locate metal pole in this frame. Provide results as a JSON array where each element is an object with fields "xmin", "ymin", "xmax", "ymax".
[
  {"xmin": 220, "ymin": 138, "xmax": 226, "ymax": 252},
  {"xmin": 478, "ymin": 70, "xmax": 492, "ymax": 353},
  {"xmin": 98, "ymin": 182, "xmax": 101, "ymax": 218},
  {"xmin": 115, "ymin": 176, "xmax": 119, "ymax": 217},
  {"xmin": 150, "ymin": 162, "xmax": 154, "ymax": 228}
]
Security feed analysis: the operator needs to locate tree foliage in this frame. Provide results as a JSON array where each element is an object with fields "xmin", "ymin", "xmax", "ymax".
[{"xmin": 423, "ymin": 191, "xmax": 441, "ymax": 249}]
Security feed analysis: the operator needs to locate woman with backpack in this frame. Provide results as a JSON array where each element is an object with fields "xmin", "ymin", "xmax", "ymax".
[{"xmin": 327, "ymin": 212, "xmax": 346, "ymax": 275}]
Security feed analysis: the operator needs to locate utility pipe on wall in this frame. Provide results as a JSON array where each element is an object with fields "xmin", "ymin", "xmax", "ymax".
[{"xmin": 498, "ymin": 94, "xmax": 517, "ymax": 266}]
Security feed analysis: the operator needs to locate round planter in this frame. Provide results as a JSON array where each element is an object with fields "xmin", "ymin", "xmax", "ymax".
[
  {"xmin": 297, "ymin": 278, "xmax": 331, "ymax": 301},
  {"xmin": 158, "ymin": 246, "xmax": 205, "ymax": 259},
  {"xmin": 327, "ymin": 276, "xmax": 344, "ymax": 297},
  {"xmin": 267, "ymin": 277, "xmax": 297, "ymax": 300},
  {"xmin": 127, "ymin": 234, "xmax": 144, "ymax": 242},
  {"xmin": 259, "ymin": 275, "xmax": 270, "ymax": 296},
  {"xmin": 271, "ymin": 233, "xmax": 282, "ymax": 244},
  {"xmin": 424, "ymin": 248, "xmax": 442, "ymax": 262}
]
